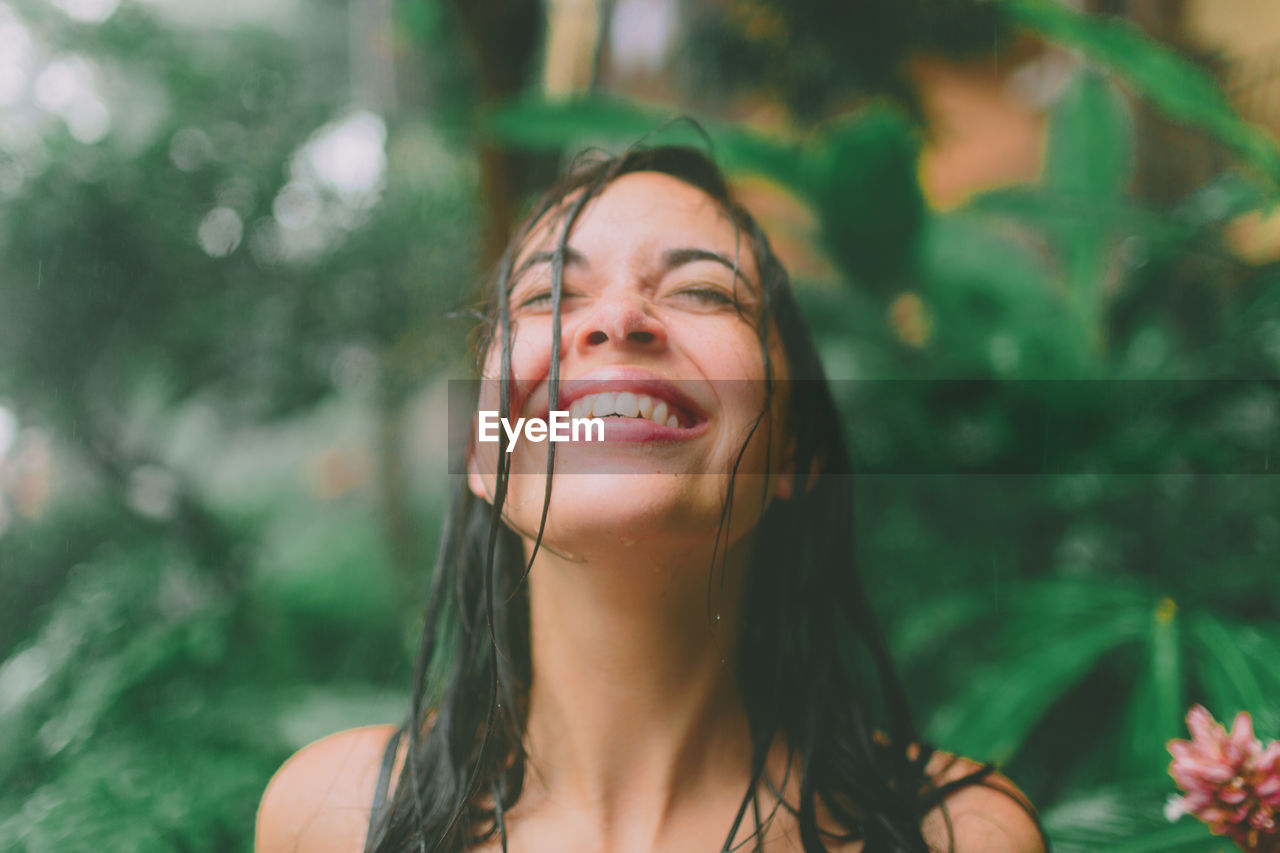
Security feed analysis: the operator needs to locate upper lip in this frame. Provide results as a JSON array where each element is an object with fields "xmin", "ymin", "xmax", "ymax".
[{"xmin": 526, "ymin": 367, "xmax": 709, "ymax": 424}]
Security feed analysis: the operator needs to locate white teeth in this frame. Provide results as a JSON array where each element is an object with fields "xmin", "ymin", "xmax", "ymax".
[
  {"xmin": 591, "ymin": 392, "xmax": 616, "ymax": 417},
  {"xmin": 567, "ymin": 392, "xmax": 688, "ymax": 428},
  {"xmin": 615, "ymin": 391, "xmax": 639, "ymax": 417}
]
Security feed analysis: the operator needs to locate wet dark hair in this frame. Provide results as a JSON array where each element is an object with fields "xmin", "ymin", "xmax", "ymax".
[{"xmin": 363, "ymin": 144, "xmax": 1049, "ymax": 852}]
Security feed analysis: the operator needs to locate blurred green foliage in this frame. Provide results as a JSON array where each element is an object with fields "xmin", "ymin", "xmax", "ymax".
[
  {"xmin": 1, "ymin": 1, "xmax": 1278, "ymax": 851},
  {"xmin": 680, "ymin": 0, "xmax": 1007, "ymax": 120},
  {"xmin": 0, "ymin": 1, "xmax": 474, "ymax": 849}
]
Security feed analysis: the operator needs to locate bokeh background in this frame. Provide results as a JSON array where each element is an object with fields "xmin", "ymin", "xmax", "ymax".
[{"xmin": 2, "ymin": 0, "xmax": 1279, "ymax": 850}]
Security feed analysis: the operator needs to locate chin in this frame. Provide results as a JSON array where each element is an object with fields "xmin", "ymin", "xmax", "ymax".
[
  {"xmin": 504, "ymin": 472, "xmax": 716, "ymax": 544},
  {"xmin": 503, "ymin": 471, "xmax": 773, "ymax": 561}
]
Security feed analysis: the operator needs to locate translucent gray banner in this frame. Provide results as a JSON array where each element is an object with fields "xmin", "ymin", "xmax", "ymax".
[{"xmin": 447, "ymin": 379, "xmax": 1280, "ymax": 475}]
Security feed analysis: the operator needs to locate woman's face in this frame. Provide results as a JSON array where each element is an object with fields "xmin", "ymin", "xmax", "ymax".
[{"xmin": 468, "ymin": 171, "xmax": 796, "ymax": 562}]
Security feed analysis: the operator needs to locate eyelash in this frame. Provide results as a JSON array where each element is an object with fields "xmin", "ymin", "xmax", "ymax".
[
  {"xmin": 516, "ymin": 287, "xmax": 736, "ymax": 309},
  {"xmin": 516, "ymin": 290, "xmax": 560, "ymax": 309},
  {"xmin": 676, "ymin": 286, "xmax": 736, "ymax": 306}
]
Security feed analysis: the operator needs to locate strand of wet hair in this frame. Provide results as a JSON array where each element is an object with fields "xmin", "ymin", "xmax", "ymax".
[
  {"xmin": 725, "ymin": 743, "xmax": 797, "ymax": 853},
  {"xmin": 516, "ymin": 159, "xmax": 622, "ymax": 593},
  {"xmin": 714, "ymin": 224, "xmax": 781, "ymax": 852},
  {"xmin": 491, "ymin": 777, "xmax": 509, "ymax": 853},
  {"xmin": 702, "ymin": 220, "xmax": 778, "ymax": 636},
  {"xmin": 483, "ymin": 155, "xmax": 627, "ymax": 845},
  {"xmin": 393, "ymin": 474, "xmax": 467, "ymax": 853},
  {"xmin": 426, "ymin": 242, "xmax": 520, "ymax": 853}
]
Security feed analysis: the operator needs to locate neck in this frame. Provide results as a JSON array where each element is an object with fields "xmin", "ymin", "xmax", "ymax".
[{"xmin": 519, "ymin": 533, "xmax": 757, "ymax": 849}]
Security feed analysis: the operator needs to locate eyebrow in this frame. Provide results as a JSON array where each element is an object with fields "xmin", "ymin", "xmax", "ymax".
[
  {"xmin": 507, "ymin": 245, "xmax": 759, "ymax": 298},
  {"xmin": 509, "ymin": 247, "xmax": 588, "ymax": 286},
  {"xmin": 662, "ymin": 247, "xmax": 758, "ymax": 296}
]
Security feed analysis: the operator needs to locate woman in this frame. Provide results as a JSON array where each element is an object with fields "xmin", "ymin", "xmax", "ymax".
[{"xmin": 255, "ymin": 146, "xmax": 1048, "ymax": 853}]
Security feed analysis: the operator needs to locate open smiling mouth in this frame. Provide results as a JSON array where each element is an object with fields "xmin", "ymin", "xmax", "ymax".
[
  {"xmin": 495, "ymin": 388, "xmax": 712, "ymax": 449},
  {"xmin": 565, "ymin": 391, "xmax": 699, "ymax": 430}
]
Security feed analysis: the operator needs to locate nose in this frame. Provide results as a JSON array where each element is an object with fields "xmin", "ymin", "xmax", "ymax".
[{"xmin": 572, "ymin": 290, "xmax": 668, "ymax": 353}]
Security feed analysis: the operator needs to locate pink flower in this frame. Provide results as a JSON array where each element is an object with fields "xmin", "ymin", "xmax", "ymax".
[{"xmin": 1167, "ymin": 704, "xmax": 1280, "ymax": 852}]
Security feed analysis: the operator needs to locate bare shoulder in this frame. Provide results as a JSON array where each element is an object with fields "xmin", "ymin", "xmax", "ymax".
[
  {"xmin": 920, "ymin": 751, "xmax": 1046, "ymax": 853},
  {"xmin": 255, "ymin": 724, "xmax": 406, "ymax": 853}
]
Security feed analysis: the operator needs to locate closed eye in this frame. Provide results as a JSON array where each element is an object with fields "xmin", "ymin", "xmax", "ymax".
[
  {"xmin": 671, "ymin": 286, "xmax": 736, "ymax": 307},
  {"xmin": 516, "ymin": 289, "xmax": 579, "ymax": 310}
]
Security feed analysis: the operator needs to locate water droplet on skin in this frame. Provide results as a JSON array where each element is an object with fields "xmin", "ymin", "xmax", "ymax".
[{"xmin": 619, "ymin": 538, "xmax": 637, "ymax": 547}]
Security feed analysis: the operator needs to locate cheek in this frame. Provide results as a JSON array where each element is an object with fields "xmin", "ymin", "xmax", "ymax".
[
  {"xmin": 512, "ymin": 319, "xmax": 558, "ymax": 374},
  {"xmin": 482, "ymin": 319, "xmax": 556, "ymax": 379},
  {"xmin": 672, "ymin": 322, "xmax": 766, "ymax": 377}
]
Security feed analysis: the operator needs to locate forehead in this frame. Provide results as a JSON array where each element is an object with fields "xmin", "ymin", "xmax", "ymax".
[{"xmin": 514, "ymin": 171, "xmax": 755, "ymax": 273}]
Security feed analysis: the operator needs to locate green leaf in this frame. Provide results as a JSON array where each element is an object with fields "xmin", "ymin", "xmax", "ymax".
[
  {"xmin": 2, "ymin": 725, "xmax": 278, "ymax": 853},
  {"xmin": 1098, "ymin": 825, "xmax": 1227, "ymax": 853},
  {"xmin": 34, "ymin": 621, "xmax": 198, "ymax": 760},
  {"xmin": 889, "ymin": 588, "xmax": 996, "ymax": 666},
  {"xmin": 810, "ymin": 105, "xmax": 924, "ymax": 289},
  {"xmin": 966, "ymin": 186, "xmax": 1159, "ymax": 237},
  {"xmin": 1044, "ymin": 69, "xmax": 1133, "ymax": 356},
  {"xmin": 1042, "ymin": 784, "xmax": 1225, "ymax": 852},
  {"xmin": 1118, "ymin": 598, "xmax": 1184, "ymax": 780},
  {"xmin": 916, "ymin": 211, "xmax": 1095, "ymax": 375},
  {"xmin": 1045, "ymin": 70, "xmax": 1133, "ymax": 201},
  {"xmin": 484, "ymin": 95, "xmax": 809, "ymax": 189},
  {"xmin": 1004, "ymin": 0, "xmax": 1280, "ymax": 186},
  {"xmin": 1149, "ymin": 600, "xmax": 1184, "ymax": 743},
  {"xmin": 1189, "ymin": 612, "xmax": 1279, "ymax": 739},
  {"xmin": 926, "ymin": 583, "xmax": 1148, "ymax": 761}
]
